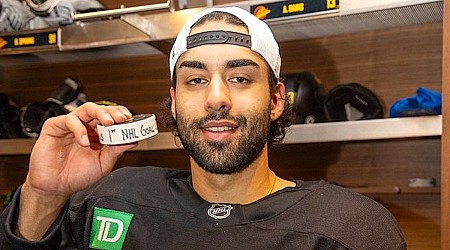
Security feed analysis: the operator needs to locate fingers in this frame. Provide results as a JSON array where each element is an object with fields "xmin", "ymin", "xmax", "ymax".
[
  {"xmin": 74, "ymin": 102, "xmax": 132, "ymax": 126},
  {"xmin": 42, "ymin": 102, "xmax": 133, "ymax": 146}
]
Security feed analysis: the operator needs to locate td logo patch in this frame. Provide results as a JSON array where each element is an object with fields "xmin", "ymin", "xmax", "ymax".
[{"xmin": 90, "ymin": 207, "xmax": 134, "ymax": 250}]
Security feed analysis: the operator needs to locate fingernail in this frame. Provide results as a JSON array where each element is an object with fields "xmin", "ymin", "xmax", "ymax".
[
  {"xmin": 124, "ymin": 111, "xmax": 132, "ymax": 118},
  {"xmin": 104, "ymin": 114, "xmax": 114, "ymax": 123}
]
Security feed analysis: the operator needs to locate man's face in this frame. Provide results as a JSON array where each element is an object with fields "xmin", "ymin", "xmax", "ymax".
[{"xmin": 171, "ymin": 22, "xmax": 273, "ymax": 174}]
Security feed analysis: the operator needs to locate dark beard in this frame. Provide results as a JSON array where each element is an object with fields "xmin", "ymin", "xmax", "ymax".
[{"xmin": 176, "ymin": 108, "xmax": 270, "ymax": 175}]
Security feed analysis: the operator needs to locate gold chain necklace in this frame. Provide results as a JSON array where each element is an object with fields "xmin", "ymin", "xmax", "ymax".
[{"xmin": 267, "ymin": 171, "xmax": 277, "ymax": 195}]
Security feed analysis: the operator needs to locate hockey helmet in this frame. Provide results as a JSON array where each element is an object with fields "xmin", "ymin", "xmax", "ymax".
[
  {"xmin": 284, "ymin": 72, "xmax": 324, "ymax": 124},
  {"xmin": 323, "ymin": 83, "xmax": 384, "ymax": 121}
]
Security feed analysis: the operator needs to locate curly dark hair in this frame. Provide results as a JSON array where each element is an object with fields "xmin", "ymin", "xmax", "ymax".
[{"xmin": 161, "ymin": 11, "xmax": 294, "ymax": 146}]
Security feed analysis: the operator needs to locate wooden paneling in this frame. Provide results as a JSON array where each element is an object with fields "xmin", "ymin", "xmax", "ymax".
[
  {"xmin": 0, "ymin": 55, "xmax": 171, "ymax": 118},
  {"xmin": 269, "ymin": 138, "xmax": 440, "ymax": 192},
  {"xmin": 280, "ymin": 22, "xmax": 442, "ymax": 113},
  {"xmin": 0, "ymin": 155, "xmax": 29, "ymax": 211},
  {"xmin": 0, "ymin": 23, "xmax": 442, "ymax": 117},
  {"xmin": 441, "ymin": 0, "xmax": 450, "ymax": 248},
  {"xmin": 116, "ymin": 149, "xmax": 190, "ymax": 170},
  {"xmin": 0, "ymin": 156, "xmax": 29, "ymax": 189},
  {"xmin": 373, "ymin": 194, "xmax": 440, "ymax": 250}
]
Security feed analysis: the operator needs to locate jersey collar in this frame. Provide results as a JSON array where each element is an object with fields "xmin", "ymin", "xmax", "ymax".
[{"xmin": 169, "ymin": 175, "xmax": 309, "ymax": 226}]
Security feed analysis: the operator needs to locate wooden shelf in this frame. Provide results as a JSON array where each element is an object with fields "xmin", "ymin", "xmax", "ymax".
[
  {"xmin": 284, "ymin": 115, "xmax": 442, "ymax": 144},
  {"xmin": 0, "ymin": 115, "xmax": 441, "ymax": 155}
]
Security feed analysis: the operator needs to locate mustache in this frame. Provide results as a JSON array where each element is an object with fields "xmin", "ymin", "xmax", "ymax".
[{"xmin": 191, "ymin": 110, "xmax": 247, "ymax": 129}]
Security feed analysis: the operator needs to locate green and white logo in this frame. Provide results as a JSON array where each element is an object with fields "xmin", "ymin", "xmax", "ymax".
[{"xmin": 89, "ymin": 207, "xmax": 134, "ymax": 250}]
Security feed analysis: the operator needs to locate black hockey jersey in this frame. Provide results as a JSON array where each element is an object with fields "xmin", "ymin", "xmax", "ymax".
[{"xmin": 0, "ymin": 166, "xmax": 406, "ymax": 249}]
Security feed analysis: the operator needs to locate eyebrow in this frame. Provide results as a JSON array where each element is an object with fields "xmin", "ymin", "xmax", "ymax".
[
  {"xmin": 179, "ymin": 60, "xmax": 206, "ymax": 70},
  {"xmin": 225, "ymin": 59, "xmax": 259, "ymax": 69}
]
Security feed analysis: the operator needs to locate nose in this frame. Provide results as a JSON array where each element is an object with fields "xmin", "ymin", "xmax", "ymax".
[{"xmin": 204, "ymin": 76, "xmax": 232, "ymax": 112}]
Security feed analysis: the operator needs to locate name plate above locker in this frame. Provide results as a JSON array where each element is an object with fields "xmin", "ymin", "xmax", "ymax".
[
  {"xmin": 250, "ymin": 0, "xmax": 339, "ymax": 21},
  {"xmin": 0, "ymin": 29, "xmax": 59, "ymax": 54}
]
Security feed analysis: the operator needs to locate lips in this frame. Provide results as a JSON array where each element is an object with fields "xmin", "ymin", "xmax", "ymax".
[
  {"xmin": 202, "ymin": 120, "xmax": 238, "ymax": 130},
  {"xmin": 201, "ymin": 120, "xmax": 238, "ymax": 140}
]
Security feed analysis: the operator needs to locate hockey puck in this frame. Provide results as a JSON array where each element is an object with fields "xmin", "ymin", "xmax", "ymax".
[{"xmin": 97, "ymin": 114, "xmax": 158, "ymax": 145}]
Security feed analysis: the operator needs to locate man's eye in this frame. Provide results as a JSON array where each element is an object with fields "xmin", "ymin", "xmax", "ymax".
[
  {"xmin": 229, "ymin": 77, "xmax": 250, "ymax": 84},
  {"xmin": 187, "ymin": 78, "xmax": 206, "ymax": 85}
]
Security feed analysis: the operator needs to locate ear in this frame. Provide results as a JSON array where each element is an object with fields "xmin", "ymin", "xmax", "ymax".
[
  {"xmin": 270, "ymin": 82, "xmax": 286, "ymax": 121},
  {"xmin": 170, "ymin": 87, "xmax": 176, "ymax": 120}
]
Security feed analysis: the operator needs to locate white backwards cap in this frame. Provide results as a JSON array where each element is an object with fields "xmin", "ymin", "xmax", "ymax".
[{"xmin": 169, "ymin": 6, "xmax": 281, "ymax": 80}]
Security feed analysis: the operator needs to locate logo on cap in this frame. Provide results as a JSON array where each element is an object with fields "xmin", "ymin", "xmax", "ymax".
[{"xmin": 207, "ymin": 204, "xmax": 233, "ymax": 219}]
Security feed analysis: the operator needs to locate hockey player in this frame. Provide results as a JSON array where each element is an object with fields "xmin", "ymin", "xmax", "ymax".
[{"xmin": 0, "ymin": 6, "xmax": 406, "ymax": 249}]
